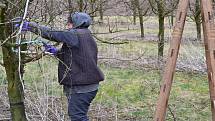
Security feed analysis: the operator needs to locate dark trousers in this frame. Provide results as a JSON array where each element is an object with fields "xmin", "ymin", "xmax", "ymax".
[{"xmin": 66, "ymin": 90, "xmax": 98, "ymax": 121}]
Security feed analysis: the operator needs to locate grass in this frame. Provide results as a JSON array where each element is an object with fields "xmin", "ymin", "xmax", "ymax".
[
  {"xmin": 98, "ymin": 41, "xmax": 159, "ymax": 58},
  {"xmin": 92, "ymin": 65, "xmax": 210, "ymax": 120}
]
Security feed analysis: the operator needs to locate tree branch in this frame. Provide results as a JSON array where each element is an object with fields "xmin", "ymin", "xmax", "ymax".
[
  {"xmin": 93, "ymin": 35, "xmax": 129, "ymax": 45},
  {"xmin": 168, "ymin": 105, "xmax": 177, "ymax": 121},
  {"xmin": 4, "ymin": 0, "xmax": 24, "ymax": 12},
  {"xmin": 23, "ymin": 53, "xmax": 44, "ymax": 64},
  {"xmin": 99, "ymin": 51, "xmax": 146, "ymax": 61},
  {"xmin": 0, "ymin": 1, "xmax": 6, "ymax": 8},
  {"xmin": 148, "ymin": 0, "xmax": 159, "ymax": 14}
]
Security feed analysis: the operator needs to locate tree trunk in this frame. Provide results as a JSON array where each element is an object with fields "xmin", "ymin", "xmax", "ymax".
[
  {"xmin": 90, "ymin": 0, "xmax": 96, "ymax": 21},
  {"xmin": 195, "ymin": 0, "xmax": 201, "ymax": 41},
  {"xmin": 131, "ymin": 0, "xmax": 137, "ymax": 25},
  {"xmin": 169, "ymin": 0, "xmax": 174, "ymax": 27},
  {"xmin": 68, "ymin": 0, "xmax": 74, "ymax": 14},
  {"xmin": 99, "ymin": 0, "xmax": 103, "ymax": 22},
  {"xmin": 139, "ymin": 15, "xmax": 144, "ymax": 38},
  {"xmin": 133, "ymin": 10, "xmax": 137, "ymax": 25},
  {"xmin": 49, "ymin": 0, "xmax": 54, "ymax": 25},
  {"xmin": 171, "ymin": 12, "xmax": 174, "ymax": 26},
  {"xmin": 78, "ymin": 0, "xmax": 84, "ymax": 12},
  {"xmin": 44, "ymin": 0, "xmax": 48, "ymax": 22},
  {"xmin": 134, "ymin": 0, "xmax": 144, "ymax": 37},
  {"xmin": 157, "ymin": 0, "xmax": 165, "ymax": 58},
  {"xmin": 195, "ymin": 20, "xmax": 201, "ymax": 41},
  {"xmin": 0, "ymin": 7, "xmax": 27, "ymax": 121}
]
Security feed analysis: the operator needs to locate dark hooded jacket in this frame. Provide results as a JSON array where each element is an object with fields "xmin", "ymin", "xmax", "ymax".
[{"xmin": 29, "ymin": 13, "xmax": 104, "ymax": 86}]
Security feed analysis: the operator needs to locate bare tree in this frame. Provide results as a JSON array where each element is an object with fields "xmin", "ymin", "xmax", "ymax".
[
  {"xmin": 67, "ymin": 0, "xmax": 74, "ymax": 14},
  {"xmin": 124, "ymin": 0, "xmax": 149, "ymax": 38},
  {"xmin": 130, "ymin": 0, "xmax": 138, "ymax": 25},
  {"xmin": 78, "ymin": 0, "xmax": 84, "ymax": 12},
  {"xmin": 0, "ymin": 0, "xmax": 68, "ymax": 120},
  {"xmin": 0, "ymin": 0, "xmax": 28, "ymax": 120},
  {"xmin": 148, "ymin": 0, "xmax": 179, "ymax": 58},
  {"xmin": 189, "ymin": 0, "xmax": 201, "ymax": 41},
  {"xmin": 99, "ymin": 0, "xmax": 104, "ymax": 22},
  {"xmin": 134, "ymin": 0, "xmax": 149, "ymax": 37}
]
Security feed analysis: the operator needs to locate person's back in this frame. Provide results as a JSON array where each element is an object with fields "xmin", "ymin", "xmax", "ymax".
[{"xmin": 58, "ymin": 28, "xmax": 104, "ymax": 86}]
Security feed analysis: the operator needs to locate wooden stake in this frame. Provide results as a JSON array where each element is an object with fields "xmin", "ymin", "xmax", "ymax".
[
  {"xmin": 201, "ymin": 0, "xmax": 215, "ymax": 120},
  {"xmin": 154, "ymin": 0, "xmax": 189, "ymax": 121}
]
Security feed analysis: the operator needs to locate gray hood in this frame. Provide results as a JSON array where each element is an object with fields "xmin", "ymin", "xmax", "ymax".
[{"xmin": 71, "ymin": 12, "xmax": 92, "ymax": 28}]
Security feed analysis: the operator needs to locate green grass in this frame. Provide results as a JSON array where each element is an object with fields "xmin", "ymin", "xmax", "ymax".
[{"xmin": 91, "ymin": 65, "xmax": 210, "ymax": 120}]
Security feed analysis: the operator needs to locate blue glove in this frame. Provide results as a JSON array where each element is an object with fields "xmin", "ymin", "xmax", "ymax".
[
  {"xmin": 43, "ymin": 43, "xmax": 58, "ymax": 55},
  {"xmin": 13, "ymin": 17, "xmax": 31, "ymax": 31},
  {"xmin": 15, "ymin": 21, "xmax": 31, "ymax": 31}
]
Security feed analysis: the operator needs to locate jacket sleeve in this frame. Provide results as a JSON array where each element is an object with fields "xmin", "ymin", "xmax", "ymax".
[{"xmin": 29, "ymin": 22, "xmax": 79, "ymax": 48}]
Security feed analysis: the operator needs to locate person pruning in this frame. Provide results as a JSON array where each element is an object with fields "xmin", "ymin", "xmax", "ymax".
[{"xmin": 16, "ymin": 12, "xmax": 104, "ymax": 121}]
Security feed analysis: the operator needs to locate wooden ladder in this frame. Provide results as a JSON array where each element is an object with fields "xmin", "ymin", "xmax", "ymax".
[{"xmin": 154, "ymin": 0, "xmax": 215, "ymax": 121}]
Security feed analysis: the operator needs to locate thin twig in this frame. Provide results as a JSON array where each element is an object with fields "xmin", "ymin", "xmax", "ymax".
[
  {"xmin": 5, "ymin": 0, "xmax": 24, "ymax": 12},
  {"xmin": 17, "ymin": 0, "xmax": 30, "ymax": 89},
  {"xmin": 168, "ymin": 105, "xmax": 177, "ymax": 121},
  {"xmin": 0, "ymin": 118, "xmax": 11, "ymax": 120},
  {"xmin": 99, "ymin": 52, "xmax": 146, "ymax": 61},
  {"xmin": 0, "ymin": 28, "xmax": 19, "ymax": 46},
  {"xmin": 0, "ymin": 62, "xmax": 4, "ymax": 67},
  {"xmin": 23, "ymin": 53, "xmax": 43, "ymax": 64}
]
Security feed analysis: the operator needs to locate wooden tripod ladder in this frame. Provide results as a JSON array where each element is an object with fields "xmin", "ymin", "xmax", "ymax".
[{"xmin": 154, "ymin": 0, "xmax": 215, "ymax": 120}]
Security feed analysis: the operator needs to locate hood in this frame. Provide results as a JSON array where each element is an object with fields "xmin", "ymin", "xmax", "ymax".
[{"xmin": 71, "ymin": 12, "xmax": 92, "ymax": 28}]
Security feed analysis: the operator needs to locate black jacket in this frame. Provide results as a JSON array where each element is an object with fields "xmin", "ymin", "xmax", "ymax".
[{"xmin": 30, "ymin": 24, "xmax": 104, "ymax": 86}]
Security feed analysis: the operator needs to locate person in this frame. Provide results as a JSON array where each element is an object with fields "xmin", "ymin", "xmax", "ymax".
[{"xmin": 17, "ymin": 12, "xmax": 104, "ymax": 121}]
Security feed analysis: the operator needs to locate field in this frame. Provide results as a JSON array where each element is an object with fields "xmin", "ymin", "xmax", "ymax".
[{"xmin": 0, "ymin": 16, "xmax": 212, "ymax": 121}]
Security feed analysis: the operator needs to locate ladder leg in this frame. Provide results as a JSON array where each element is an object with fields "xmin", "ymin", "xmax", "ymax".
[
  {"xmin": 154, "ymin": 0, "xmax": 189, "ymax": 121},
  {"xmin": 201, "ymin": 0, "xmax": 215, "ymax": 120}
]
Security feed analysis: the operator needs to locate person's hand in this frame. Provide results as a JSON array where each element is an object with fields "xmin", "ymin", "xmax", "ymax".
[
  {"xmin": 43, "ymin": 43, "xmax": 58, "ymax": 55},
  {"xmin": 13, "ymin": 17, "xmax": 31, "ymax": 31},
  {"xmin": 15, "ymin": 21, "xmax": 30, "ymax": 31}
]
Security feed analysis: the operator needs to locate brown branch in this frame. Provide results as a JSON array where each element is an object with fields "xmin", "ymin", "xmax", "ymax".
[
  {"xmin": 93, "ymin": 35, "xmax": 129, "ymax": 45},
  {"xmin": 23, "ymin": 53, "xmax": 44, "ymax": 64},
  {"xmin": 99, "ymin": 52, "xmax": 146, "ymax": 61},
  {"xmin": 93, "ymin": 28, "xmax": 139, "ymax": 34},
  {"xmin": 164, "ymin": 0, "xmax": 179, "ymax": 16},
  {"xmin": 4, "ymin": 0, "xmax": 24, "ymax": 12},
  {"xmin": 0, "ymin": 30, "xmax": 18, "ymax": 46},
  {"xmin": 168, "ymin": 105, "xmax": 177, "ymax": 121},
  {"xmin": 148, "ymin": 0, "xmax": 179, "ymax": 16},
  {"xmin": 148, "ymin": 0, "xmax": 159, "ymax": 14}
]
